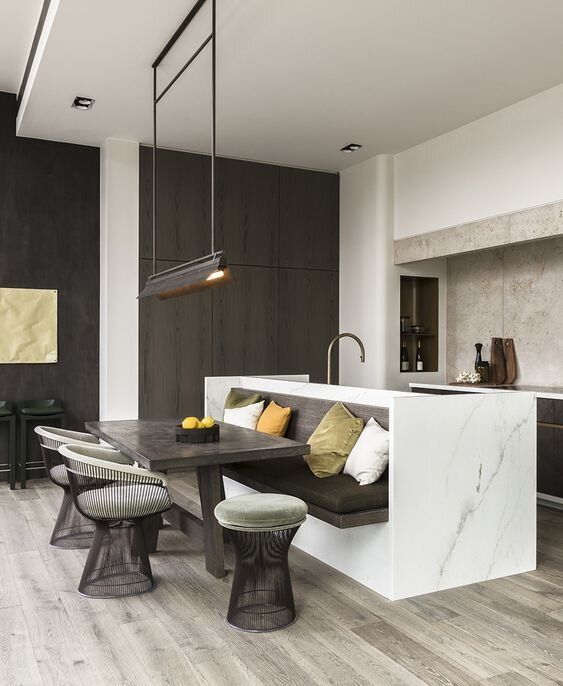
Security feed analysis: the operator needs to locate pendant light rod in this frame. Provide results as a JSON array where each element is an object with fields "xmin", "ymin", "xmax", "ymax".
[
  {"xmin": 211, "ymin": 0, "xmax": 216, "ymax": 254},
  {"xmin": 152, "ymin": 65, "xmax": 157, "ymax": 276},
  {"xmin": 152, "ymin": 0, "xmax": 207, "ymax": 68},
  {"xmin": 155, "ymin": 33, "xmax": 212, "ymax": 105}
]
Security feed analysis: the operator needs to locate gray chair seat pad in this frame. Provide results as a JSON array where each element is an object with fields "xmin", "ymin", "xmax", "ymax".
[
  {"xmin": 21, "ymin": 406, "xmax": 64, "ymax": 416},
  {"xmin": 0, "ymin": 408, "xmax": 12, "ymax": 417},
  {"xmin": 50, "ymin": 464, "xmax": 70, "ymax": 487},
  {"xmin": 223, "ymin": 456, "xmax": 389, "ymax": 514},
  {"xmin": 78, "ymin": 483, "xmax": 171, "ymax": 521},
  {"xmin": 215, "ymin": 493, "xmax": 307, "ymax": 531}
]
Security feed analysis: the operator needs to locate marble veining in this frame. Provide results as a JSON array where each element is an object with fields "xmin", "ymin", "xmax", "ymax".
[{"xmin": 209, "ymin": 376, "xmax": 536, "ymax": 600}]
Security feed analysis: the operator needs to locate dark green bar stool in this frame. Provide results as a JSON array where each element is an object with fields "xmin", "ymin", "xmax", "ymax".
[
  {"xmin": 0, "ymin": 402, "xmax": 17, "ymax": 490},
  {"xmin": 17, "ymin": 400, "xmax": 66, "ymax": 489}
]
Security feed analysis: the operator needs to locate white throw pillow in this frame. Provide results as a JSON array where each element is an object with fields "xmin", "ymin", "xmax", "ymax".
[
  {"xmin": 223, "ymin": 401, "xmax": 265, "ymax": 430},
  {"xmin": 343, "ymin": 417, "xmax": 389, "ymax": 486}
]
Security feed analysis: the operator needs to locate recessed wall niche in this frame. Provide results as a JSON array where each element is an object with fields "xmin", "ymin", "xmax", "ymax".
[{"xmin": 400, "ymin": 275, "xmax": 439, "ymax": 373}]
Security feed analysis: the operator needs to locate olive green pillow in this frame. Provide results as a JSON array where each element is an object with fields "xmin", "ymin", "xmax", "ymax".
[
  {"xmin": 224, "ymin": 389, "xmax": 263, "ymax": 411},
  {"xmin": 304, "ymin": 402, "xmax": 364, "ymax": 478}
]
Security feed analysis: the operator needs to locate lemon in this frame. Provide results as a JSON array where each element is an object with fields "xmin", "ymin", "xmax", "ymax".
[
  {"xmin": 182, "ymin": 416, "xmax": 199, "ymax": 430},
  {"xmin": 201, "ymin": 416, "xmax": 215, "ymax": 428},
  {"xmin": 196, "ymin": 420, "xmax": 205, "ymax": 429}
]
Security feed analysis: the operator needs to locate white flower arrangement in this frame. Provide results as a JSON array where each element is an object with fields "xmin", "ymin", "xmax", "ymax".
[{"xmin": 455, "ymin": 370, "xmax": 482, "ymax": 384}]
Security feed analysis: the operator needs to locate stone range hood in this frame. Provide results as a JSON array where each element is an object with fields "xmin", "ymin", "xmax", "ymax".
[{"xmin": 394, "ymin": 199, "xmax": 563, "ymax": 264}]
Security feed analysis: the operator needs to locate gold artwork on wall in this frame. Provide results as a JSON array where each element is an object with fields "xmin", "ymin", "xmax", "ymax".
[{"xmin": 0, "ymin": 288, "xmax": 58, "ymax": 363}]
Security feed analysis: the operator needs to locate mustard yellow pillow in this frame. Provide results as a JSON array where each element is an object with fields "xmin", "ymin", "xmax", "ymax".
[
  {"xmin": 256, "ymin": 401, "xmax": 292, "ymax": 437},
  {"xmin": 304, "ymin": 402, "xmax": 364, "ymax": 478}
]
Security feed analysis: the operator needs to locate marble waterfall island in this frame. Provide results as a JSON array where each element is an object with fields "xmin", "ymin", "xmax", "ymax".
[{"xmin": 206, "ymin": 376, "xmax": 537, "ymax": 600}]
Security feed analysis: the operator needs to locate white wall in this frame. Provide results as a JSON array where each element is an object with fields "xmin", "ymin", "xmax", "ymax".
[
  {"xmin": 394, "ymin": 84, "xmax": 563, "ymax": 239},
  {"xmin": 99, "ymin": 138, "xmax": 139, "ymax": 420},
  {"xmin": 339, "ymin": 155, "xmax": 446, "ymax": 391}
]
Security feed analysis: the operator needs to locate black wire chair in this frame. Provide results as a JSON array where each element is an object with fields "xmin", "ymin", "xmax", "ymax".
[
  {"xmin": 59, "ymin": 443, "xmax": 171, "ymax": 598},
  {"xmin": 34, "ymin": 426, "xmax": 127, "ymax": 549}
]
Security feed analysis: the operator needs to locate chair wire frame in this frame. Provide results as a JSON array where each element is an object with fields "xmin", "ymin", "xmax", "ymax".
[
  {"xmin": 62, "ymin": 452, "xmax": 171, "ymax": 598},
  {"xmin": 38, "ymin": 437, "xmax": 95, "ymax": 549},
  {"xmin": 227, "ymin": 525, "xmax": 301, "ymax": 632}
]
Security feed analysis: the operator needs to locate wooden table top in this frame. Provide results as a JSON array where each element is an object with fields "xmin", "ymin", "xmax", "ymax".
[{"xmin": 85, "ymin": 419, "xmax": 310, "ymax": 472}]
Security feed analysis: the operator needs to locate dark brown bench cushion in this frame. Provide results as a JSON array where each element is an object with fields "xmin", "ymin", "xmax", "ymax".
[
  {"xmin": 223, "ymin": 456, "xmax": 389, "ymax": 514},
  {"xmin": 223, "ymin": 388, "xmax": 390, "ymax": 517}
]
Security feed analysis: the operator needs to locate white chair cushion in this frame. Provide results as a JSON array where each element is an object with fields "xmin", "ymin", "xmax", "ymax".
[
  {"xmin": 343, "ymin": 417, "xmax": 389, "ymax": 486},
  {"xmin": 223, "ymin": 401, "xmax": 265, "ymax": 429},
  {"xmin": 77, "ymin": 483, "xmax": 171, "ymax": 520},
  {"xmin": 50, "ymin": 463, "xmax": 69, "ymax": 486}
]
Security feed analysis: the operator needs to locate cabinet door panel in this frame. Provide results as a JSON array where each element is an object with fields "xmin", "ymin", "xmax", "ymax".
[
  {"xmin": 216, "ymin": 158, "xmax": 279, "ymax": 267},
  {"xmin": 139, "ymin": 147, "xmax": 211, "ymax": 262},
  {"xmin": 537, "ymin": 424, "xmax": 555, "ymax": 496},
  {"xmin": 139, "ymin": 259, "xmax": 212, "ymax": 418},
  {"xmin": 279, "ymin": 168, "xmax": 339, "ymax": 270},
  {"xmin": 213, "ymin": 266, "xmax": 278, "ymax": 376},
  {"xmin": 278, "ymin": 268, "xmax": 339, "ymax": 383},
  {"xmin": 537, "ymin": 398, "xmax": 554, "ymax": 423}
]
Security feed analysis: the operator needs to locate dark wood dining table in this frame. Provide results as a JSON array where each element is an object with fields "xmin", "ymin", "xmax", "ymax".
[{"xmin": 85, "ymin": 419, "xmax": 310, "ymax": 578}]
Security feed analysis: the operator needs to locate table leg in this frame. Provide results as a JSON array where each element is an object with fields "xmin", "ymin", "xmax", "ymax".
[
  {"xmin": 142, "ymin": 513, "xmax": 163, "ymax": 554},
  {"xmin": 197, "ymin": 464, "xmax": 225, "ymax": 578}
]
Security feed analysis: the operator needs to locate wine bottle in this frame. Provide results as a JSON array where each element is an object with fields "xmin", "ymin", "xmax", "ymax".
[
  {"xmin": 475, "ymin": 342, "xmax": 483, "ymax": 370},
  {"xmin": 401, "ymin": 341, "xmax": 410, "ymax": 372},
  {"xmin": 416, "ymin": 340, "xmax": 423, "ymax": 371}
]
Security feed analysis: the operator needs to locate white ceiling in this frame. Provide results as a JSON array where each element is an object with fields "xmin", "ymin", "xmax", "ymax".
[
  {"xmin": 0, "ymin": 0, "xmax": 43, "ymax": 93},
  {"xmin": 10, "ymin": 0, "xmax": 563, "ymax": 171}
]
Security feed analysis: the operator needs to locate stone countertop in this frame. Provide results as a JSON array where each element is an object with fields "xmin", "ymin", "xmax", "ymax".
[{"xmin": 409, "ymin": 382, "xmax": 563, "ymax": 401}]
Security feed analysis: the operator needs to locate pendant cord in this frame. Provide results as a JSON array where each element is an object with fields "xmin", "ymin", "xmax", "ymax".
[
  {"xmin": 211, "ymin": 0, "xmax": 216, "ymax": 254},
  {"xmin": 152, "ymin": 66, "xmax": 157, "ymax": 276}
]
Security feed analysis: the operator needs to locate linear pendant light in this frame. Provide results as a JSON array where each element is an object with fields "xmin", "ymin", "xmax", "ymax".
[{"xmin": 139, "ymin": 0, "xmax": 233, "ymax": 300}]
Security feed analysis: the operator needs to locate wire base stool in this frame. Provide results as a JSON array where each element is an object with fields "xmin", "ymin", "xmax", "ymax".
[
  {"xmin": 51, "ymin": 490, "xmax": 95, "ymax": 549},
  {"xmin": 227, "ymin": 527, "xmax": 300, "ymax": 632},
  {"xmin": 79, "ymin": 520, "xmax": 154, "ymax": 598}
]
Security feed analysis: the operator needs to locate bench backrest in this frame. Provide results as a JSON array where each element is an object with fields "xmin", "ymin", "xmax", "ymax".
[{"xmin": 232, "ymin": 388, "xmax": 389, "ymax": 443}]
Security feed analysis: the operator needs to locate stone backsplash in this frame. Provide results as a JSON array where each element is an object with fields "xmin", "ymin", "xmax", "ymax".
[{"xmin": 446, "ymin": 234, "xmax": 563, "ymax": 386}]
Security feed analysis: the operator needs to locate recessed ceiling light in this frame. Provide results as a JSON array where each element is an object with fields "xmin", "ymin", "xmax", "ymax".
[
  {"xmin": 71, "ymin": 96, "xmax": 95, "ymax": 110},
  {"xmin": 340, "ymin": 143, "xmax": 362, "ymax": 153}
]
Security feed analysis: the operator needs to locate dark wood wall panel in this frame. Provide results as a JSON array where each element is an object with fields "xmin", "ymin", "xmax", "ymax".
[
  {"xmin": 278, "ymin": 268, "xmax": 339, "ymax": 383},
  {"xmin": 138, "ymin": 146, "xmax": 339, "ymax": 418},
  {"xmin": 139, "ymin": 259, "xmax": 212, "ymax": 418},
  {"xmin": 212, "ymin": 266, "xmax": 278, "ymax": 376},
  {"xmin": 279, "ymin": 167, "xmax": 339, "ymax": 270},
  {"xmin": 139, "ymin": 146, "xmax": 210, "ymax": 262},
  {"xmin": 0, "ymin": 91, "xmax": 100, "ymax": 476},
  {"xmin": 216, "ymin": 158, "xmax": 279, "ymax": 267}
]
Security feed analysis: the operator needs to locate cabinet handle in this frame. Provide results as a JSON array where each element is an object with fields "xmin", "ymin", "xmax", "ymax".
[{"xmin": 538, "ymin": 421, "xmax": 563, "ymax": 430}]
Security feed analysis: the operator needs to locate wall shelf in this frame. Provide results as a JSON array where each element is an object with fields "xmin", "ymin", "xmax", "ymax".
[{"xmin": 400, "ymin": 276, "xmax": 439, "ymax": 373}]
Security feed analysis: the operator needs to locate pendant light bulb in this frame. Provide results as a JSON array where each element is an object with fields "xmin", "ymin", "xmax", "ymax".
[{"xmin": 207, "ymin": 269, "xmax": 224, "ymax": 281}]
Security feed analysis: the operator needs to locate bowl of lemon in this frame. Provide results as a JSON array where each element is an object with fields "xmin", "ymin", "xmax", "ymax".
[{"xmin": 176, "ymin": 416, "xmax": 219, "ymax": 443}]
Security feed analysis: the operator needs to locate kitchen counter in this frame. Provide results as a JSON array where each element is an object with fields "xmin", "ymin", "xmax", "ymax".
[{"xmin": 410, "ymin": 382, "xmax": 563, "ymax": 401}]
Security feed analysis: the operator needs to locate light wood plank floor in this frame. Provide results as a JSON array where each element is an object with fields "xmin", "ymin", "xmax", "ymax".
[{"xmin": 0, "ymin": 477, "xmax": 562, "ymax": 685}]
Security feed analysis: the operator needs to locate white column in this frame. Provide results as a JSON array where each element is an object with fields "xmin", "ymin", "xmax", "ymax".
[
  {"xmin": 339, "ymin": 154, "xmax": 394, "ymax": 389},
  {"xmin": 99, "ymin": 139, "xmax": 139, "ymax": 420},
  {"xmin": 340, "ymin": 153, "xmax": 447, "ymax": 391}
]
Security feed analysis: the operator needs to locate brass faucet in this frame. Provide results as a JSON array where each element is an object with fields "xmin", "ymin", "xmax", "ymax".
[{"xmin": 327, "ymin": 333, "xmax": 366, "ymax": 384}]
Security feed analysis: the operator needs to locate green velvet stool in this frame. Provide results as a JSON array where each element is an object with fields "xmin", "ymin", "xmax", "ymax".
[
  {"xmin": 17, "ymin": 399, "xmax": 66, "ymax": 489},
  {"xmin": 215, "ymin": 493, "xmax": 307, "ymax": 632},
  {"xmin": 0, "ymin": 402, "xmax": 17, "ymax": 490}
]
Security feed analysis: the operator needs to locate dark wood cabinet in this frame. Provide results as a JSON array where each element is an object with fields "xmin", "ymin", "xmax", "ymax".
[
  {"xmin": 537, "ymin": 398, "xmax": 563, "ymax": 499},
  {"xmin": 279, "ymin": 167, "xmax": 339, "ymax": 271},
  {"xmin": 139, "ymin": 259, "xmax": 213, "ymax": 419},
  {"xmin": 139, "ymin": 147, "xmax": 339, "ymax": 417},
  {"xmin": 212, "ymin": 265, "xmax": 278, "ymax": 376},
  {"xmin": 216, "ymin": 158, "xmax": 279, "ymax": 267},
  {"xmin": 278, "ymin": 268, "xmax": 338, "ymax": 383},
  {"xmin": 139, "ymin": 146, "xmax": 211, "ymax": 262}
]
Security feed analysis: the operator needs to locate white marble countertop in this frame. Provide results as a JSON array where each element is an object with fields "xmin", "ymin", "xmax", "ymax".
[{"xmin": 409, "ymin": 382, "xmax": 563, "ymax": 401}]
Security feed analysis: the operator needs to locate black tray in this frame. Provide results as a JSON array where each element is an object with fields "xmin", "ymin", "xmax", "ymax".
[{"xmin": 175, "ymin": 423, "xmax": 220, "ymax": 443}]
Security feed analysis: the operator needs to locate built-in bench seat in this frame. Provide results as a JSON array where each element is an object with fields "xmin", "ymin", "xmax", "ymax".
[{"xmin": 222, "ymin": 388, "xmax": 390, "ymax": 528}]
